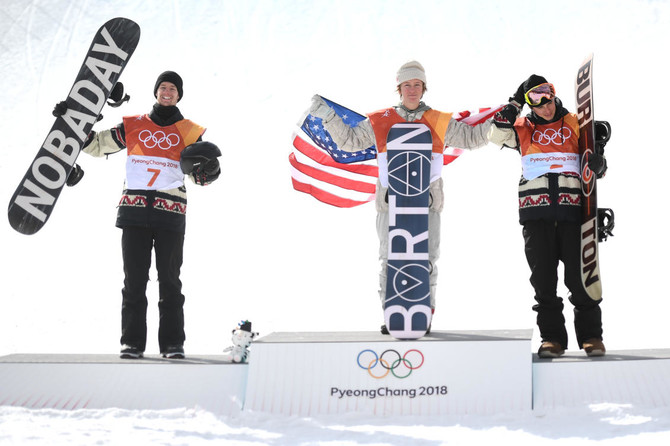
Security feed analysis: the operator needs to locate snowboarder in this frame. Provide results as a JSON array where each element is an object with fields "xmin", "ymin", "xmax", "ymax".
[
  {"xmin": 489, "ymin": 74, "xmax": 608, "ymax": 358},
  {"xmin": 309, "ymin": 61, "xmax": 492, "ymax": 332},
  {"xmin": 66, "ymin": 71, "xmax": 221, "ymax": 359}
]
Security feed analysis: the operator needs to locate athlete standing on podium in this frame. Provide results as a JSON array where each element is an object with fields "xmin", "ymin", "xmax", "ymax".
[
  {"xmin": 309, "ymin": 61, "xmax": 491, "ymax": 332},
  {"xmin": 77, "ymin": 71, "xmax": 221, "ymax": 359},
  {"xmin": 488, "ymin": 75, "xmax": 607, "ymax": 358}
]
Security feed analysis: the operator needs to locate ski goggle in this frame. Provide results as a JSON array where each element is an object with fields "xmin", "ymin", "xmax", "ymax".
[{"xmin": 524, "ymin": 83, "xmax": 556, "ymax": 106}]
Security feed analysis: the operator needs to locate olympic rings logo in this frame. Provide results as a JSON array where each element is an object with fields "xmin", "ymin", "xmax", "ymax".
[
  {"xmin": 138, "ymin": 129, "xmax": 180, "ymax": 150},
  {"xmin": 357, "ymin": 349, "xmax": 424, "ymax": 379},
  {"xmin": 532, "ymin": 126, "xmax": 572, "ymax": 146}
]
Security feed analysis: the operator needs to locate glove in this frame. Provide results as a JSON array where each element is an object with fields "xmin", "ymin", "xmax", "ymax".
[
  {"xmin": 588, "ymin": 153, "xmax": 607, "ymax": 179},
  {"xmin": 509, "ymin": 82, "xmax": 526, "ymax": 108},
  {"xmin": 66, "ymin": 163, "xmax": 84, "ymax": 187},
  {"xmin": 193, "ymin": 158, "xmax": 221, "ymax": 185},
  {"xmin": 82, "ymin": 130, "xmax": 97, "ymax": 149},
  {"xmin": 309, "ymin": 94, "xmax": 335, "ymax": 121},
  {"xmin": 492, "ymin": 103, "xmax": 521, "ymax": 129},
  {"xmin": 53, "ymin": 100, "xmax": 103, "ymax": 121}
]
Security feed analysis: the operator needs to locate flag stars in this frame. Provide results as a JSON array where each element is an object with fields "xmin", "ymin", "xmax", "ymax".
[{"xmin": 301, "ymin": 106, "xmax": 378, "ymax": 164}]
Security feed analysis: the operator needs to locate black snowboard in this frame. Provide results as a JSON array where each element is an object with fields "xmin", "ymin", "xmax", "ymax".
[{"xmin": 8, "ymin": 17, "xmax": 140, "ymax": 235}]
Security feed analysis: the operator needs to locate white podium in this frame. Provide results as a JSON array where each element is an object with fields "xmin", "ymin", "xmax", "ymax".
[
  {"xmin": 243, "ymin": 329, "xmax": 533, "ymax": 416},
  {"xmin": 533, "ymin": 349, "xmax": 670, "ymax": 410},
  {"xmin": 4, "ymin": 337, "xmax": 670, "ymax": 416},
  {"xmin": 0, "ymin": 354, "xmax": 247, "ymax": 415}
]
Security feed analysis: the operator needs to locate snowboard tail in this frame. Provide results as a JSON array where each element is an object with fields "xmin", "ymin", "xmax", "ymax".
[{"xmin": 8, "ymin": 17, "xmax": 141, "ymax": 235}]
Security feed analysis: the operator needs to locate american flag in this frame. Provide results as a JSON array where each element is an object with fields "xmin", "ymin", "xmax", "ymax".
[
  {"xmin": 289, "ymin": 97, "xmax": 502, "ymax": 208},
  {"xmin": 300, "ymin": 97, "xmax": 377, "ymax": 164},
  {"xmin": 289, "ymin": 97, "xmax": 378, "ymax": 207}
]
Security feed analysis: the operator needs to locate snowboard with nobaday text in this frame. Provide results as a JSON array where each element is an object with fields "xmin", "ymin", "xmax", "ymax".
[{"xmin": 8, "ymin": 17, "xmax": 140, "ymax": 235}]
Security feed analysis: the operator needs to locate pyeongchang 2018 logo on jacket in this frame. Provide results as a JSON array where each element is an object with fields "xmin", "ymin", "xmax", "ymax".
[{"xmin": 357, "ymin": 349, "xmax": 424, "ymax": 379}]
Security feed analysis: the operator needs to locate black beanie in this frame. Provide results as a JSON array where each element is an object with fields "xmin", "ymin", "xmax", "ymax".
[
  {"xmin": 523, "ymin": 74, "xmax": 548, "ymax": 93},
  {"xmin": 154, "ymin": 71, "xmax": 183, "ymax": 102}
]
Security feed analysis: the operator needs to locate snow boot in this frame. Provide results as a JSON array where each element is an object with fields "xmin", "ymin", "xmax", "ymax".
[
  {"xmin": 120, "ymin": 345, "xmax": 144, "ymax": 359},
  {"xmin": 538, "ymin": 341, "xmax": 565, "ymax": 358},
  {"xmin": 161, "ymin": 345, "xmax": 185, "ymax": 359},
  {"xmin": 583, "ymin": 338, "xmax": 606, "ymax": 357}
]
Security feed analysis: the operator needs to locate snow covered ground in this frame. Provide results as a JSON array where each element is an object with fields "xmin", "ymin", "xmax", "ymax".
[
  {"xmin": 2, "ymin": 403, "xmax": 670, "ymax": 445},
  {"xmin": 1, "ymin": 0, "xmax": 670, "ymax": 444}
]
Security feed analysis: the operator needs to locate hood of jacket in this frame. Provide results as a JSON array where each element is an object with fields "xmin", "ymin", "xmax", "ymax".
[{"xmin": 394, "ymin": 101, "xmax": 432, "ymax": 122}]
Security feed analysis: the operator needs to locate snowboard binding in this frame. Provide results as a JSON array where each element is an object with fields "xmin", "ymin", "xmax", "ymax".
[
  {"xmin": 594, "ymin": 120, "xmax": 613, "ymax": 242},
  {"xmin": 594, "ymin": 120, "xmax": 611, "ymax": 154},
  {"xmin": 597, "ymin": 207, "xmax": 615, "ymax": 242},
  {"xmin": 66, "ymin": 163, "xmax": 85, "ymax": 187},
  {"xmin": 107, "ymin": 82, "xmax": 130, "ymax": 108}
]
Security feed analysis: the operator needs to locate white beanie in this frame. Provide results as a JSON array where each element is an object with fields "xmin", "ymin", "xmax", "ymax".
[{"xmin": 396, "ymin": 60, "xmax": 427, "ymax": 86}]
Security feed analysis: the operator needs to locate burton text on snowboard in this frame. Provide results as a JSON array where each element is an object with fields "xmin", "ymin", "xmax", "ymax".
[
  {"xmin": 575, "ymin": 53, "xmax": 602, "ymax": 300},
  {"xmin": 384, "ymin": 123, "xmax": 433, "ymax": 339}
]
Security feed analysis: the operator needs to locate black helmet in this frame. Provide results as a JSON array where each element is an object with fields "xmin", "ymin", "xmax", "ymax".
[{"xmin": 180, "ymin": 141, "xmax": 221, "ymax": 174}]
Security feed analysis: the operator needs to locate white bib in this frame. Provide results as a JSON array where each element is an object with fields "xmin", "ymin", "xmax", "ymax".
[{"xmin": 521, "ymin": 152, "xmax": 580, "ymax": 180}]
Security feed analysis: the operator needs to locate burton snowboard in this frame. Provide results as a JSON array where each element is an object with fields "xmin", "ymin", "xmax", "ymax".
[
  {"xmin": 8, "ymin": 17, "xmax": 141, "ymax": 235},
  {"xmin": 575, "ymin": 53, "xmax": 609, "ymax": 300},
  {"xmin": 383, "ymin": 123, "xmax": 433, "ymax": 339}
]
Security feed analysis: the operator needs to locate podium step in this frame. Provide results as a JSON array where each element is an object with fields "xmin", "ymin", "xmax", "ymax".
[
  {"xmin": 0, "ymin": 354, "xmax": 247, "ymax": 415},
  {"xmin": 533, "ymin": 349, "xmax": 670, "ymax": 409},
  {"xmin": 2, "ymin": 334, "xmax": 670, "ymax": 416},
  {"xmin": 244, "ymin": 329, "xmax": 534, "ymax": 416}
]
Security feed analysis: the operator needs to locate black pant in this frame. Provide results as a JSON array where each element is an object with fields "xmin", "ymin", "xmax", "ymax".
[
  {"xmin": 523, "ymin": 220, "xmax": 603, "ymax": 349},
  {"xmin": 120, "ymin": 227, "xmax": 185, "ymax": 352}
]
